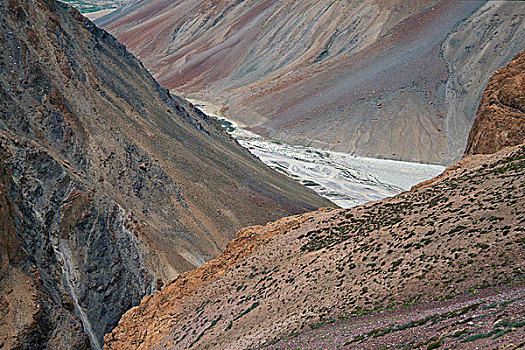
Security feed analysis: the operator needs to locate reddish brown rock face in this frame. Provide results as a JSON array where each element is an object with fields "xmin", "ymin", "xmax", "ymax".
[{"xmin": 465, "ymin": 50, "xmax": 525, "ymax": 156}]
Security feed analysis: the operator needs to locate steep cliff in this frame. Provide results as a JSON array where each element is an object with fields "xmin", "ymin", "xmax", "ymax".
[
  {"xmin": 0, "ymin": 0, "xmax": 331, "ymax": 348},
  {"xmin": 98, "ymin": 0, "xmax": 525, "ymax": 164},
  {"xmin": 465, "ymin": 49, "xmax": 525, "ymax": 156}
]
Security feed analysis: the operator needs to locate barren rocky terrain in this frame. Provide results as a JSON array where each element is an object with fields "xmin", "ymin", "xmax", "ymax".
[
  {"xmin": 105, "ymin": 143, "xmax": 525, "ymax": 350},
  {"xmin": 0, "ymin": 0, "xmax": 331, "ymax": 348},
  {"xmin": 104, "ymin": 51, "xmax": 525, "ymax": 349},
  {"xmin": 2, "ymin": 1, "xmax": 524, "ymax": 349},
  {"xmin": 98, "ymin": 0, "xmax": 525, "ymax": 164}
]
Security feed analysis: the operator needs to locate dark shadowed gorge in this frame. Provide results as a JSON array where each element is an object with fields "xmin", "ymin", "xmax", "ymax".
[{"xmin": 0, "ymin": 0, "xmax": 331, "ymax": 348}]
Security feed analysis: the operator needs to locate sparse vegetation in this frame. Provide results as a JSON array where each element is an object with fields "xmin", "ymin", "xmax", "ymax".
[{"xmin": 135, "ymin": 145, "xmax": 524, "ymax": 350}]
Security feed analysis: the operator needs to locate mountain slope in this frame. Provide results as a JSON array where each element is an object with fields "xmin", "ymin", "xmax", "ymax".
[
  {"xmin": 98, "ymin": 0, "xmax": 525, "ymax": 164},
  {"xmin": 105, "ymin": 143, "xmax": 525, "ymax": 350},
  {"xmin": 104, "ymin": 53, "xmax": 525, "ymax": 349},
  {"xmin": 0, "ymin": 0, "xmax": 331, "ymax": 348},
  {"xmin": 105, "ymin": 50, "xmax": 525, "ymax": 349}
]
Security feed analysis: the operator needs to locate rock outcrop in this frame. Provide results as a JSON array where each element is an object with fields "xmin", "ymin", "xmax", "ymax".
[
  {"xmin": 465, "ymin": 49, "xmax": 525, "ymax": 156},
  {"xmin": 98, "ymin": 0, "xmax": 525, "ymax": 164},
  {"xmin": 0, "ymin": 0, "xmax": 331, "ymax": 348}
]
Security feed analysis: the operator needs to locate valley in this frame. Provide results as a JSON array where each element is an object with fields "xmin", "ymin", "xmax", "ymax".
[
  {"xmin": 98, "ymin": 0, "xmax": 525, "ymax": 165},
  {"xmin": 190, "ymin": 100, "xmax": 445, "ymax": 208},
  {"xmin": 105, "ymin": 49, "xmax": 525, "ymax": 349},
  {"xmin": 1, "ymin": 0, "xmax": 523, "ymax": 349}
]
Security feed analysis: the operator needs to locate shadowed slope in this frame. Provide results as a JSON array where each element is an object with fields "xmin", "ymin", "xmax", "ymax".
[{"xmin": 0, "ymin": 0, "xmax": 331, "ymax": 348}]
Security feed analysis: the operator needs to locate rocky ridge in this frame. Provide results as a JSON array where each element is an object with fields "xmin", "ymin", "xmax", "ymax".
[
  {"xmin": 0, "ymin": 0, "xmax": 331, "ymax": 348},
  {"xmin": 98, "ymin": 0, "xmax": 525, "ymax": 164},
  {"xmin": 465, "ymin": 49, "xmax": 525, "ymax": 156}
]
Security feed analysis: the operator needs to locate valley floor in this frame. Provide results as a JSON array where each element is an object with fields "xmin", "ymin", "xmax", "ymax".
[{"xmin": 189, "ymin": 99, "xmax": 444, "ymax": 207}]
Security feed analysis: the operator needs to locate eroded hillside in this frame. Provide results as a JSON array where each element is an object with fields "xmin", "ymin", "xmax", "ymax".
[
  {"xmin": 98, "ymin": 0, "xmax": 525, "ymax": 164},
  {"xmin": 0, "ymin": 0, "xmax": 331, "ymax": 348},
  {"xmin": 104, "ymin": 48, "xmax": 525, "ymax": 350},
  {"xmin": 105, "ymin": 142, "xmax": 525, "ymax": 350}
]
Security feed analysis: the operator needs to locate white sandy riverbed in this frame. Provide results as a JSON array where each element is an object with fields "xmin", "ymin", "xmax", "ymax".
[{"xmin": 188, "ymin": 99, "xmax": 445, "ymax": 207}]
